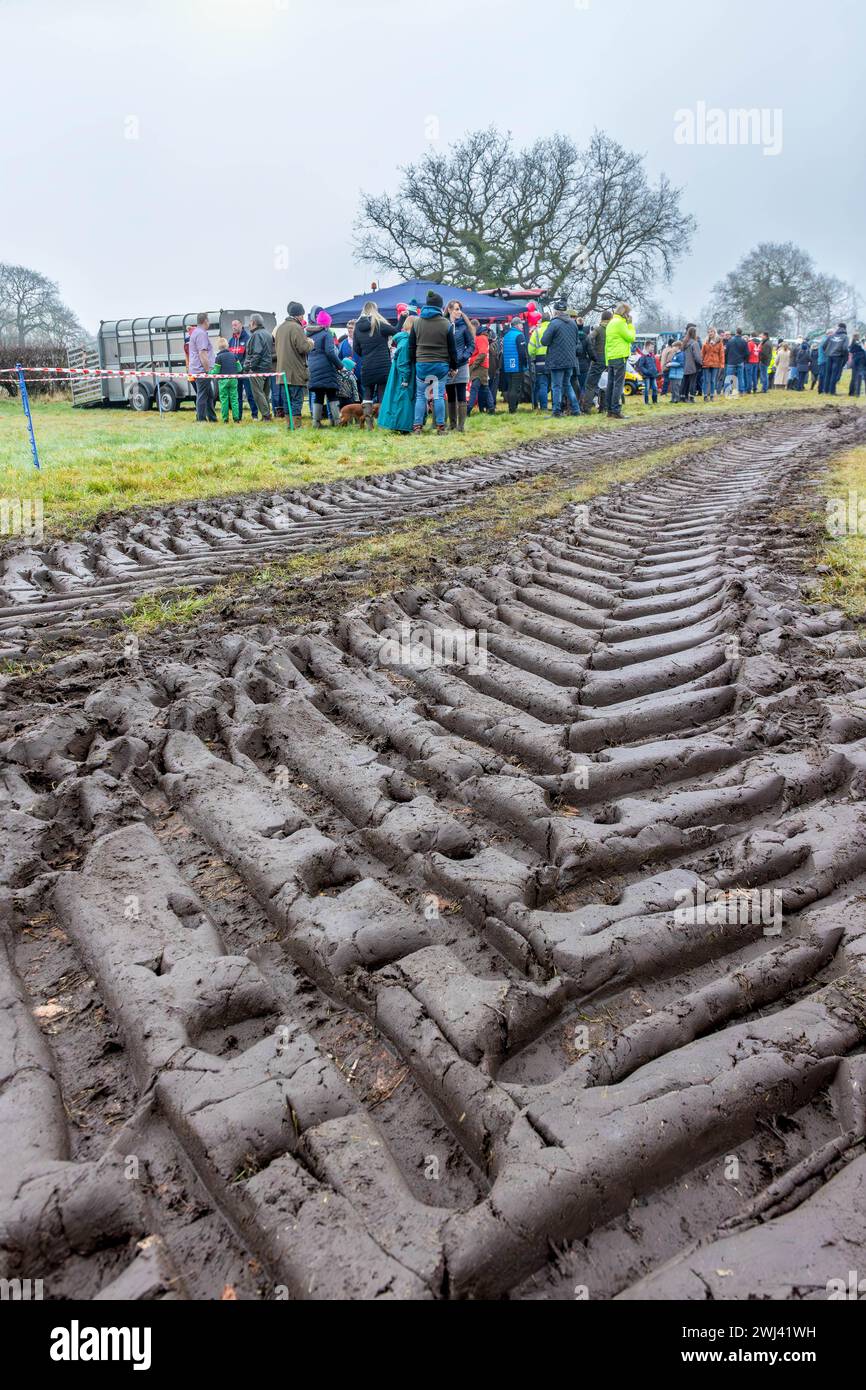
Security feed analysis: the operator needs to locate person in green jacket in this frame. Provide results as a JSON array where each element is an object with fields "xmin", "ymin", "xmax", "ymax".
[
  {"xmin": 604, "ymin": 303, "xmax": 637, "ymax": 418},
  {"xmin": 209, "ymin": 338, "xmax": 241, "ymax": 422},
  {"xmin": 377, "ymin": 331, "xmax": 414, "ymax": 434}
]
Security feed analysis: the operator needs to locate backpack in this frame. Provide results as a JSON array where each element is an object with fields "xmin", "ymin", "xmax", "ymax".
[{"xmin": 336, "ymin": 365, "xmax": 360, "ymax": 402}]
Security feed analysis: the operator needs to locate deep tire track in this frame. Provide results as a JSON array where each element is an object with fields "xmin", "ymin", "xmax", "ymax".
[
  {"xmin": 1, "ymin": 412, "xmax": 770, "ymax": 646},
  {"xmin": 3, "ymin": 407, "xmax": 866, "ymax": 1300}
]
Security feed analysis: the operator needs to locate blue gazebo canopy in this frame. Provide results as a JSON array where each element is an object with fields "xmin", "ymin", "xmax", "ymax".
[{"xmin": 322, "ymin": 279, "xmax": 521, "ymax": 327}]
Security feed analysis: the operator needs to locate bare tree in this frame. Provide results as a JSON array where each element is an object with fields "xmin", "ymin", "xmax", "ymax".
[
  {"xmin": 707, "ymin": 243, "xmax": 860, "ymax": 336},
  {"xmin": 0, "ymin": 262, "xmax": 84, "ymax": 348},
  {"xmin": 356, "ymin": 128, "xmax": 695, "ymax": 314},
  {"xmin": 637, "ymin": 296, "xmax": 690, "ymax": 332}
]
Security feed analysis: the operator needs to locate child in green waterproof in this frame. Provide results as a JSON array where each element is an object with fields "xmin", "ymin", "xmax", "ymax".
[{"xmin": 210, "ymin": 337, "xmax": 241, "ymax": 422}]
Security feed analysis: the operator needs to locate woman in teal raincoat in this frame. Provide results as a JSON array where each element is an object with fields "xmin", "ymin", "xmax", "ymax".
[{"xmin": 377, "ymin": 330, "xmax": 414, "ymax": 433}]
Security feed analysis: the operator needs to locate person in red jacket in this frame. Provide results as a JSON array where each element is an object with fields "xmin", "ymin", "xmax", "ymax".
[
  {"xmin": 746, "ymin": 335, "xmax": 761, "ymax": 393},
  {"xmin": 467, "ymin": 321, "xmax": 493, "ymax": 414}
]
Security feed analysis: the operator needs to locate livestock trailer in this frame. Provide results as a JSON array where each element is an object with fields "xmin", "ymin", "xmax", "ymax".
[{"xmin": 68, "ymin": 310, "xmax": 277, "ymax": 410}]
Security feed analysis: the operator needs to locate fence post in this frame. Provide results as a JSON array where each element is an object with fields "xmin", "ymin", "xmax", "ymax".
[{"xmin": 16, "ymin": 364, "xmax": 41, "ymax": 470}]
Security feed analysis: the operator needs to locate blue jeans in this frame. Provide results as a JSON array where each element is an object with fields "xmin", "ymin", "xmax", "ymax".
[
  {"xmin": 642, "ymin": 376, "xmax": 658, "ymax": 403},
  {"xmin": 759, "ymin": 362, "xmax": 769, "ymax": 391},
  {"xmin": 284, "ymin": 384, "xmax": 304, "ymax": 421},
  {"xmin": 825, "ymin": 356, "xmax": 845, "ymax": 394},
  {"xmin": 468, "ymin": 379, "xmax": 494, "ymax": 413},
  {"xmin": 414, "ymin": 362, "xmax": 450, "ymax": 426},
  {"xmin": 850, "ymin": 365, "xmax": 865, "ymax": 396},
  {"xmin": 702, "ymin": 366, "xmax": 716, "ymax": 398},
  {"xmin": 725, "ymin": 363, "xmax": 746, "ymax": 395},
  {"xmin": 533, "ymin": 368, "xmax": 550, "ymax": 409},
  {"xmin": 550, "ymin": 368, "xmax": 580, "ymax": 415},
  {"xmin": 238, "ymin": 375, "xmax": 259, "ymax": 418}
]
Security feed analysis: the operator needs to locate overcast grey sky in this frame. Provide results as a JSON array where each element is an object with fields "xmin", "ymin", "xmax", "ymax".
[{"xmin": 3, "ymin": 0, "xmax": 864, "ymax": 330}]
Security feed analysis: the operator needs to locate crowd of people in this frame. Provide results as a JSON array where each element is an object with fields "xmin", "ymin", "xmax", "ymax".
[
  {"xmin": 640, "ymin": 322, "xmax": 863, "ymax": 402},
  {"xmin": 183, "ymin": 297, "xmax": 865, "ymax": 431}
]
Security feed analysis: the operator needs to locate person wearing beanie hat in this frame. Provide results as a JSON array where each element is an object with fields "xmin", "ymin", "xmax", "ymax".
[
  {"xmin": 407, "ymin": 292, "xmax": 458, "ymax": 433},
  {"xmin": 274, "ymin": 301, "xmax": 313, "ymax": 425},
  {"xmin": 307, "ymin": 309, "xmax": 343, "ymax": 426},
  {"xmin": 500, "ymin": 316, "xmax": 529, "ymax": 413},
  {"xmin": 401, "ymin": 297, "xmax": 421, "ymax": 335},
  {"xmin": 541, "ymin": 301, "xmax": 582, "ymax": 417}
]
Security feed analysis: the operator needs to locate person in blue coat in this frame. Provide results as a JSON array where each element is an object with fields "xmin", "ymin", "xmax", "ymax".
[
  {"xmin": 849, "ymin": 335, "xmax": 866, "ymax": 396},
  {"xmin": 307, "ymin": 310, "xmax": 342, "ymax": 426},
  {"xmin": 637, "ymin": 344, "xmax": 659, "ymax": 404},
  {"xmin": 501, "ymin": 319, "xmax": 528, "ymax": 412},
  {"xmin": 541, "ymin": 302, "xmax": 581, "ymax": 416},
  {"xmin": 377, "ymin": 330, "xmax": 415, "ymax": 433},
  {"xmin": 793, "ymin": 339, "xmax": 811, "ymax": 390}
]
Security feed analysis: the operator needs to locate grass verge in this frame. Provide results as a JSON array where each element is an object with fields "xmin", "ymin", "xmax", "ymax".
[
  {"xmin": 1, "ymin": 384, "xmax": 861, "ymax": 533},
  {"xmin": 816, "ymin": 442, "xmax": 866, "ymax": 619}
]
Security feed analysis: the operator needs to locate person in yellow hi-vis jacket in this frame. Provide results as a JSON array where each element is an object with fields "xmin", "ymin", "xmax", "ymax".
[
  {"xmin": 604, "ymin": 303, "xmax": 637, "ymax": 418},
  {"xmin": 528, "ymin": 316, "xmax": 552, "ymax": 411}
]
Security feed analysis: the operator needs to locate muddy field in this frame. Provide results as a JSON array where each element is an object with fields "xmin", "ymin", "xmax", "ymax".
[
  {"xmin": 2, "ymin": 405, "xmax": 866, "ymax": 1301},
  {"xmin": 0, "ymin": 409, "xmax": 779, "ymax": 648}
]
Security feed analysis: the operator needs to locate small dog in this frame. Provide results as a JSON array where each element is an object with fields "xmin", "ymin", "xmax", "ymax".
[{"xmin": 339, "ymin": 402, "xmax": 379, "ymax": 427}]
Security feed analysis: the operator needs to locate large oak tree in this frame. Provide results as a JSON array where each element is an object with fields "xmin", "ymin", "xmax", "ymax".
[
  {"xmin": 706, "ymin": 243, "xmax": 859, "ymax": 335},
  {"xmin": 355, "ymin": 128, "xmax": 695, "ymax": 314}
]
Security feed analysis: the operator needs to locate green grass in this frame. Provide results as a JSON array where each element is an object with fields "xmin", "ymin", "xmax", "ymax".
[
  {"xmin": 123, "ymin": 435, "xmax": 726, "ymax": 635},
  {"xmin": 1, "ymin": 381, "xmax": 862, "ymax": 534},
  {"xmin": 816, "ymin": 442, "xmax": 866, "ymax": 619},
  {"xmin": 119, "ymin": 589, "xmax": 214, "ymax": 633}
]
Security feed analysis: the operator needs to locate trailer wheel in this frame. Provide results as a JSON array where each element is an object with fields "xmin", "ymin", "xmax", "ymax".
[
  {"xmin": 157, "ymin": 384, "xmax": 179, "ymax": 412},
  {"xmin": 128, "ymin": 383, "xmax": 152, "ymax": 411}
]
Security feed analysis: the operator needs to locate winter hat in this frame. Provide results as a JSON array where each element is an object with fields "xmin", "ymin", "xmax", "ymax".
[
  {"xmin": 396, "ymin": 302, "xmax": 409, "ymax": 317},
  {"xmin": 316, "ymin": 310, "xmax": 332, "ymax": 327},
  {"xmin": 426, "ymin": 290, "xmax": 443, "ymax": 308},
  {"xmin": 553, "ymin": 298, "xmax": 568, "ymax": 312},
  {"xmin": 341, "ymin": 357, "xmax": 356, "ymax": 371},
  {"xmin": 287, "ymin": 301, "xmax": 304, "ymax": 318}
]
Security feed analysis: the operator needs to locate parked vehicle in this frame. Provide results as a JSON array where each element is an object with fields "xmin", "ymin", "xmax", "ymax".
[{"xmin": 68, "ymin": 310, "xmax": 276, "ymax": 410}]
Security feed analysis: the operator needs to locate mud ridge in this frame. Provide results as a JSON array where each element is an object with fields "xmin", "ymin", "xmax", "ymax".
[{"xmin": 3, "ymin": 407, "xmax": 866, "ymax": 1300}]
